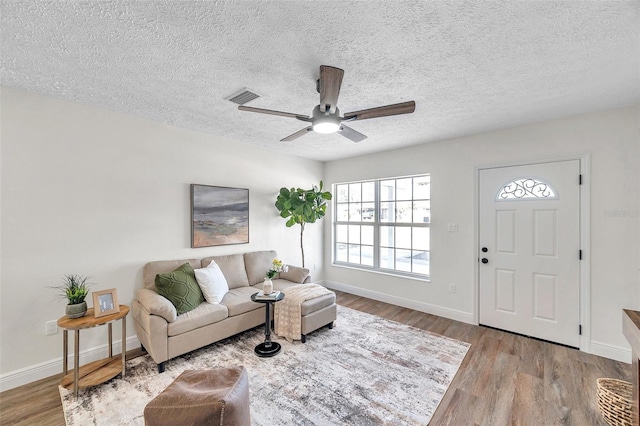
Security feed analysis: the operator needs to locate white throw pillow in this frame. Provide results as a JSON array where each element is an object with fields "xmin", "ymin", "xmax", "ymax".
[{"xmin": 194, "ymin": 260, "xmax": 229, "ymax": 304}]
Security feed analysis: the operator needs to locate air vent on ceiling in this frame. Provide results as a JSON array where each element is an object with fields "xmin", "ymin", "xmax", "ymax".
[{"xmin": 225, "ymin": 88, "xmax": 261, "ymax": 105}]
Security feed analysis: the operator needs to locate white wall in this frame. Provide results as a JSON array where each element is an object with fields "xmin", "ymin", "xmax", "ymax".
[
  {"xmin": 324, "ymin": 106, "xmax": 640, "ymax": 362},
  {"xmin": 0, "ymin": 87, "xmax": 324, "ymax": 386}
]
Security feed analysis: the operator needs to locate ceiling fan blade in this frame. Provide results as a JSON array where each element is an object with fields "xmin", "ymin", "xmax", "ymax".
[
  {"xmin": 319, "ymin": 65, "xmax": 344, "ymax": 114},
  {"xmin": 281, "ymin": 127, "xmax": 312, "ymax": 142},
  {"xmin": 339, "ymin": 125, "xmax": 367, "ymax": 143},
  {"xmin": 343, "ymin": 101, "xmax": 416, "ymax": 121},
  {"xmin": 238, "ymin": 105, "xmax": 307, "ymax": 120}
]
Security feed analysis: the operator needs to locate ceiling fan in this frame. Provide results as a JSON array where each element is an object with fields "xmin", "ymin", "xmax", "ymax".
[{"xmin": 238, "ymin": 65, "xmax": 416, "ymax": 143}]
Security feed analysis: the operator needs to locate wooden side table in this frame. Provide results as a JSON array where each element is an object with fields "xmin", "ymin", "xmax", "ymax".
[{"xmin": 57, "ymin": 305, "xmax": 129, "ymax": 397}]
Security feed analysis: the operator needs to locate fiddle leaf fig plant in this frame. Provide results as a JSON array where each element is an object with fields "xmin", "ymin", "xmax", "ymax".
[{"xmin": 275, "ymin": 181, "xmax": 332, "ymax": 267}]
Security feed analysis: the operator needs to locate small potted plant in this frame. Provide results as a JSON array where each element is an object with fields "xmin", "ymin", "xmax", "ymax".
[
  {"xmin": 264, "ymin": 259, "xmax": 287, "ymax": 294},
  {"xmin": 52, "ymin": 274, "xmax": 93, "ymax": 318}
]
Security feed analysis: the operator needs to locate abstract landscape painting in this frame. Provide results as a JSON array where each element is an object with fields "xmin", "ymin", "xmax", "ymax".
[{"xmin": 191, "ymin": 184, "xmax": 249, "ymax": 247}]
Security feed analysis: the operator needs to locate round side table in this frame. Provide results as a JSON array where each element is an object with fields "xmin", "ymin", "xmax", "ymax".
[
  {"xmin": 250, "ymin": 292, "xmax": 285, "ymax": 357},
  {"xmin": 57, "ymin": 305, "xmax": 129, "ymax": 397}
]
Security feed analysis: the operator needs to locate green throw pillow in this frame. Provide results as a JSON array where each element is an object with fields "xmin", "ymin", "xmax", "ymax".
[{"xmin": 155, "ymin": 263, "xmax": 204, "ymax": 315}]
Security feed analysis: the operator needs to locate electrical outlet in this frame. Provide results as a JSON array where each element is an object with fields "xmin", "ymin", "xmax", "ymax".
[
  {"xmin": 447, "ymin": 223, "xmax": 459, "ymax": 232},
  {"xmin": 448, "ymin": 283, "xmax": 456, "ymax": 293},
  {"xmin": 46, "ymin": 320, "xmax": 58, "ymax": 335}
]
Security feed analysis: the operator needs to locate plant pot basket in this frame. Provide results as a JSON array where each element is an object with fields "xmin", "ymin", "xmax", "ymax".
[{"xmin": 597, "ymin": 378, "xmax": 633, "ymax": 426}]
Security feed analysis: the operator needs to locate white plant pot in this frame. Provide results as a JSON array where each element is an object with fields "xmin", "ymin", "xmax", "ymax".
[{"xmin": 263, "ymin": 278, "xmax": 274, "ymax": 294}]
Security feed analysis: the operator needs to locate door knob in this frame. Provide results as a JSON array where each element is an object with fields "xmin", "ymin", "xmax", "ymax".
[
  {"xmin": 481, "ymin": 258, "xmax": 489, "ymax": 264},
  {"xmin": 481, "ymin": 247, "xmax": 488, "ymax": 253}
]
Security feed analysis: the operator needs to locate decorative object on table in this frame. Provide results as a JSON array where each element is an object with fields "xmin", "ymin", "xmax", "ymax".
[
  {"xmin": 264, "ymin": 258, "xmax": 287, "ymax": 294},
  {"xmin": 50, "ymin": 274, "xmax": 93, "ymax": 319},
  {"xmin": 253, "ymin": 291, "xmax": 282, "ymax": 301},
  {"xmin": 262, "ymin": 278, "xmax": 273, "ymax": 295},
  {"xmin": 191, "ymin": 184, "xmax": 249, "ymax": 248},
  {"xmin": 59, "ymin": 305, "xmax": 469, "ymax": 426},
  {"xmin": 92, "ymin": 288, "xmax": 120, "ymax": 318},
  {"xmin": 597, "ymin": 377, "xmax": 632, "ymax": 426},
  {"xmin": 274, "ymin": 181, "xmax": 332, "ymax": 267}
]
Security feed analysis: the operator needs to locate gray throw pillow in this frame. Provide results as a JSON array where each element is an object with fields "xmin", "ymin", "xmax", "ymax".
[{"xmin": 155, "ymin": 263, "xmax": 204, "ymax": 315}]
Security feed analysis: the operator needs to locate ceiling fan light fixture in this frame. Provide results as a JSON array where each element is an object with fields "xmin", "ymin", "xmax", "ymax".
[
  {"xmin": 312, "ymin": 105, "xmax": 341, "ymax": 134},
  {"xmin": 313, "ymin": 120, "xmax": 340, "ymax": 134}
]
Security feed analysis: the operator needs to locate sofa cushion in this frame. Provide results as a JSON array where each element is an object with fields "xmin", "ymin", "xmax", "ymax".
[
  {"xmin": 167, "ymin": 302, "xmax": 229, "ymax": 337},
  {"xmin": 279, "ymin": 265, "xmax": 310, "ymax": 283},
  {"xmin": 221, "ymin": 287, "xmax": 263, "ymax": 317},
  {"xmin": 201, "ymin": 254, "xmax": 249, "ymax": 289},
  {"xmin": 244, "ymin": 250, "xmax": 277, "ymax": 285},
  {"xmin": 194, "ymin": 260, "xmax": 229, "ymax": 304},
  {"xmin": 300, "ymin": 292, "xmax": 336, "ymax": 316},
  {"xmin": 144, "ymin": 259, "xmax": 201, "ymax": 291},
  {"xmin": 155, "ymin": 263, "xmax": 205, "ymax": 315},
  {"xmin": 271, "ymin": 279, "xmax": 298, "ymax": 293}
]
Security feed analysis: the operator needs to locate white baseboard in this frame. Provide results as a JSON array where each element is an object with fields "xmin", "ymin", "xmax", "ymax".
[
  {"xmin": 0, "ymin": 335, "xmax": 140, "ymax": 392},
  {"xmin": 321, "ymin": 280, "xmax": 475, "ymax": 325},
  {"xmin": 589, "ymin": 340, "xmax": 631, "ymax": 364}
]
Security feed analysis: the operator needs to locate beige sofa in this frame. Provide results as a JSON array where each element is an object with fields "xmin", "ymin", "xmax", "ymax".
[{"xmin": 132, "ymin": 250, "xmax": 336, "ymax": 372}]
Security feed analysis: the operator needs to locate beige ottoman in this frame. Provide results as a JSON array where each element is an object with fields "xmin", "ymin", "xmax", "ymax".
[
  {"xmin": 144, "ymin": 367, "xmax": 250, "ymax": 426},
  {"xmin": 300, "ymin": 291, "xmax": 337, "ymax": 343}
]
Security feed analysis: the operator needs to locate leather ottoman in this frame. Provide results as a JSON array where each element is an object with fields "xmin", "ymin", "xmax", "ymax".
[{"xmin": 144, "ymin": 366, "xmax": 250, "ymax": 426}]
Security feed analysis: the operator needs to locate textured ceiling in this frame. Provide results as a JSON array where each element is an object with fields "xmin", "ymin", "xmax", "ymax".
[{"xmin": 1, "ymin": 1, "xmax": 638, "ymax": 162}]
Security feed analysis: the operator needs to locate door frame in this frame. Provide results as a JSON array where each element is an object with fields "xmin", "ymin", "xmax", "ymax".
[{"xmin": 473, "ymin": 153, "xmax": 591, "ymax": 352}]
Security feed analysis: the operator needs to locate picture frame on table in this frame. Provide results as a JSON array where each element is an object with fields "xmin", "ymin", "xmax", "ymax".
[{"xmin": 93, "ymin": 288, "xmax": 120, "ymax": 318}]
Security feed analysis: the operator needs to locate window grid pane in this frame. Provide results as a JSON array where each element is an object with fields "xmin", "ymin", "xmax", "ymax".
[{"xmin": 361, "ymin": 246, "xmax": 374, "ymax": 266}]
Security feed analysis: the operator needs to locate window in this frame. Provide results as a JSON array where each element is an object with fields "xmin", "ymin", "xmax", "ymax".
[{"xmin": 333, "ymin": 175, "xmax": 430, "ymax": 278}]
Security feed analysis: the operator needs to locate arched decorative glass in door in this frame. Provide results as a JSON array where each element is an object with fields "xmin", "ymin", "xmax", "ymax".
[{"xmin": 496, "ymin": 177, "xmax": 558, "ymax": 201}]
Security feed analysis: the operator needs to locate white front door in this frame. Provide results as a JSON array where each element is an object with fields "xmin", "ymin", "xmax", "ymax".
[{"xmin": 479, "ymin": 160, "xmax": 581, "ymax": 347}]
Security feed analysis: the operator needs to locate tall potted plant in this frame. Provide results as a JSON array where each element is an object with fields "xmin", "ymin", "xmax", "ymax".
[
  {"xmin": 51, "ymin": 274, "xmax": 93, "ymax": 318},
  {"xmin": 275, "ymin": 181, "xmax": 332, "ymax": 267}
]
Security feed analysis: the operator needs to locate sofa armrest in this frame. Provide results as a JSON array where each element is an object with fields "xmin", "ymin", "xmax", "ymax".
[
  {"xmin": 136, "ymin": 288, "xmax": 177, "ymax": 323},
  {"xmin": 279, "ymin": 265, "xmax": 311, "ymax": 284}
]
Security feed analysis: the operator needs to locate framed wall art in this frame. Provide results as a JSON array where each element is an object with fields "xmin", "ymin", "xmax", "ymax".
[
  {"xmin": 191, "ymin": 184, "xmax": 249, "ymax": 248},
  {"xmin": 93, "ymin": 288, "xmax": 120, "ymax": 318}
]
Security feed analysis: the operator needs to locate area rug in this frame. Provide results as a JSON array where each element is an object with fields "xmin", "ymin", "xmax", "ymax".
[{"xmin": 60, "ymin": 305, "xmax": 470, "ymax": 425}]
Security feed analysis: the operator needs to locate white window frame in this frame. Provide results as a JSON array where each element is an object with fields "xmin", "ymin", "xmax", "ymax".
[{"xmin": 332, "ymin": 174, "xmax": 430, "ymax": 280}]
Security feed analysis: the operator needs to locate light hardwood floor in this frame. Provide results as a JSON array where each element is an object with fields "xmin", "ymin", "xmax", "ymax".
[{"xmin": 0, "ymin": 291, "xmax": 630, "ymax": 425}]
